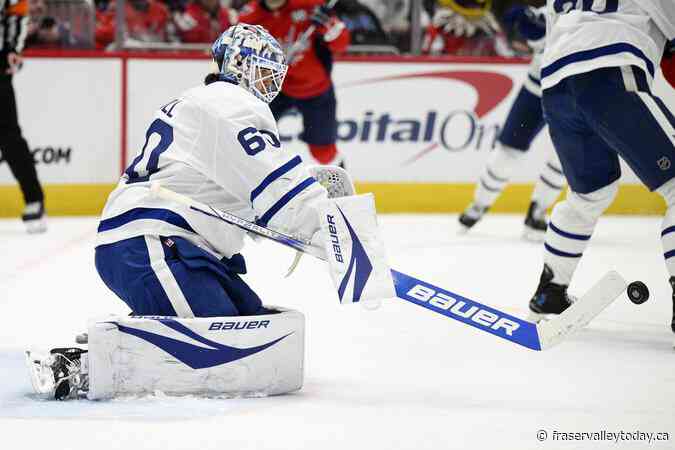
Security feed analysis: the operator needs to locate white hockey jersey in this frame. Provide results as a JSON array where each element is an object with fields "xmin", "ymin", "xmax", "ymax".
[
  {"xmin": 96, "ymin": 80, "xmax": 328, "ymax": 259},
  {"xmin": 541, "ymin": 0, "xmax": 675, "ymax": 90},
  {"xmin": 522, "ymin": 51, "xmax": 544, "ymax": 97}
]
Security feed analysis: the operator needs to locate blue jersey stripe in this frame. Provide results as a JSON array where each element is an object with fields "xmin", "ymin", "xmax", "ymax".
[
  {"xmin": 630, "ymin": 66, "xmax": 650, "ymax": 92},
  {"xmin": 661, "ymin": 226, "xmax": 675, "ymax": 237},
  {"xmin": 546, "ymin": 162, "xmax": 563, "ymax": 175},
  {"xmin": 549, "ymin": 222, "xmax": 591, "ymax": 241},
  {"xmin": 653, "ymin": 96, "xmax": 675, "ymax": 130},
  {"xmin": 98, "ymin": 208, "xmax": 195, "ymax": 233},
  {"xmin": 539, "ymin": 175, "xmax": 564, "ymax": 191},
  {"xmin": 256, "ymin": 177, "xmax": 317, "ymax": 227},
  {"xmin": 665, "ymin": 250, "xmax": 675, "ymax": 260},
  {"xmin": 250, "ymin": 156, "xmax": 302, "ymax": 203},
  {"xmin": 528, "ymin": 73, "xmax": 541, "ymax": 85},
  {"xmin": 545, "ymin": 243, "xmax": 583, "ymax": 258},
  {"xmin": 541, "ymin": 43, "xmax": 655, "ymax": 80}
]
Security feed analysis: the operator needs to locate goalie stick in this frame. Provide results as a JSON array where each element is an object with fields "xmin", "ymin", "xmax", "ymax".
[{"xmin": 150, "ymin": 183, "xmax": 627, "ymax": 351}]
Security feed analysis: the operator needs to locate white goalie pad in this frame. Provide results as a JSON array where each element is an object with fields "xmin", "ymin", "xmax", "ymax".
[
  {"xmin": 318, "ymin": 193, "xmax": 396, "ymax": 303},
  {"xmin": 87, "ymin": 308, "xmax": 304, "ymax": 400}
]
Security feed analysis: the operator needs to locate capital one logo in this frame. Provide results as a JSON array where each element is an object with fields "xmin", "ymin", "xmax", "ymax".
[{"xmin": 279, "ymin": 70, "xmax": 514, "ymax": 165}]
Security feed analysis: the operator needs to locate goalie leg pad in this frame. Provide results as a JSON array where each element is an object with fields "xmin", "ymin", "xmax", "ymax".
[
  {"xmin": 318, "ymin": 193, "xmax": 395, "ymax": 303},
  {"xmin": 87, "ymin": 308, "xmax": 304, "ymax": 399}
]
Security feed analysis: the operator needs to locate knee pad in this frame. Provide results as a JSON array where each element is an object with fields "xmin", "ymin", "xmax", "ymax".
[
  {"xmin": 87, "ymin": 308, "xmax": 305, "ymax": 399},
  {"xmin": 657, "ymin": 177, "xmax": 675, "ymax": 207},
  {"xmin": 563, "ymin": 181, "xmax": 619, "ymax": 225}
]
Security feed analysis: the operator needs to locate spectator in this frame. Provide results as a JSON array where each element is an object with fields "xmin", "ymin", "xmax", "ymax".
[
  {"xmin": 95, "ymin": 0, "xmax": 170, "ymax": 49},
  {"xmin": 174, "ymin": 0, "xmax": 235, "ymax": 43},
  {"xmin": 333, "ymin": 0, "xmax": 389, "ymax": 47},
  {"xmin": 25, "ymin": 0, "xmax": 88, "ymax": 49},
  {"xmin": 423, "ymin": 0, "xmax": 508, "ymax": 56},
  {"xmin": 27, "ymin": 0, "xmax": 48, "ymax": 37},
  {"xmin": 359, "ymin": 0, "xmax": 431, "ymax": 51}
]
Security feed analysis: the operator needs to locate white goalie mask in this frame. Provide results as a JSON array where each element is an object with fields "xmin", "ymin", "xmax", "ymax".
[{"xmin": 211, "ymin": 24, "xmax": 288, "ymax": 103}]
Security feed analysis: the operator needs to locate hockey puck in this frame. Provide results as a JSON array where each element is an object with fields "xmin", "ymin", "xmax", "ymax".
[{"xmin": 627, "ymin": 281, "xmax": 649, "ymax": 305}]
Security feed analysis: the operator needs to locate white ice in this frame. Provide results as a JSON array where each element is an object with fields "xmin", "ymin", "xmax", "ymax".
[{"xmin": 0, "ymin": 214, "xmax": 673, "ymax": 450}]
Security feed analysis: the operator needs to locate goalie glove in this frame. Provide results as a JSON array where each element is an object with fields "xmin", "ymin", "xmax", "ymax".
[
  {"xmin": 662, "ymin": 41, "xmax": 675, "ymax": 89},
  {"xmin": 503, "ymin": 6, "xmax": 545, "ymax": 41},
  {"xmin": 503, "ymin": 5, "xmax": 546, "ymax": 51}
]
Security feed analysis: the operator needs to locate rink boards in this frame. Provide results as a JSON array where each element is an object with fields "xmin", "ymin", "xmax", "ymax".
[{"xmin": 0, "ymin": 52, "xmax": 670, "ymax": 216}]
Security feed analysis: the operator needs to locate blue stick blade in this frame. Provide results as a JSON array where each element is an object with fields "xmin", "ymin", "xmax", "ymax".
[{"xmin": 391, "ymin": 269, "xmax": 542, "ymax": 351}]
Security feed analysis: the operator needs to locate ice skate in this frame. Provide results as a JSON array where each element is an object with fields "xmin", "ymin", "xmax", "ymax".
[
  {"xmin": 26, "ymin": 347, "xmax": 88, "ymax": 400},
  {"xmin": 522, "ymin": 201, "xmax": 547, "ymax": 242},
  {"xmin": 22, "ymin": 201, "xmax": 47, "ymax": 234},
  {"xmin": 528, "ymin": 264, "xmax": 573, "ymax": 323},
  {"xmin": 458, "ymin": 203, "xmax": 488, "ymax": 233}
]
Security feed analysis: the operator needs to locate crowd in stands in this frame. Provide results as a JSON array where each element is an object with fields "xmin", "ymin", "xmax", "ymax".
[{"xmin": 24, "ymin": 0, "xmax": 545, "ymax": 55}]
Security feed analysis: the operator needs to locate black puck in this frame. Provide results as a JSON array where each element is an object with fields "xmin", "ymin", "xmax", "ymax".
[{"xmin": 627, "ymin": 281, "xmax": 649, "ymax": 304}]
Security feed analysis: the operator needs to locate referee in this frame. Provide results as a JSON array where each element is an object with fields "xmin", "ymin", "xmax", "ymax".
[{"xmin": 1, "ymin": 0, "xmax": 46, "ymax": 233}]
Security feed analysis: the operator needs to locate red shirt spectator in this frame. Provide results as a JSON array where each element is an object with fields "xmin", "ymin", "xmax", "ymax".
[
  {"xmin": 96, "ymin": 0, "xmax": 170, "ymax": 49},
  {"xmin": 239, "ymin": 0, "xmax": 350, "ymax": 99},
  {"xmin": 422, "ymin": 4, "xmax": 501, "ymax": 56},
  {"xmin": 175, "ymin": 0, "xmax": 234, "ymax": 44}
]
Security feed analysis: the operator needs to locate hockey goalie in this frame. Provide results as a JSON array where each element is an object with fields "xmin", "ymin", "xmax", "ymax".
[{"xmin": 27, "ymin": 23, "xmax": 394, "ymax": 401}]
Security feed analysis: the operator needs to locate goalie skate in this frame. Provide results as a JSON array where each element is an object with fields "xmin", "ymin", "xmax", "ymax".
[{"xmin": 26, "ymin": 348, "xmax": 88, "ymax": 400}]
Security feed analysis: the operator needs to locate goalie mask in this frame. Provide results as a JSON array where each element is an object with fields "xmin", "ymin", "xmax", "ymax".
[{"xmin": 211, "ymin": 24, "xmax": 288, "ymax": 103}]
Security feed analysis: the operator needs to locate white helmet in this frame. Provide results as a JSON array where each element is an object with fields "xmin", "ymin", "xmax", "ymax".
[{"xmin": 211, "ymin": 24, "xmax": 288, "ymax": 103}]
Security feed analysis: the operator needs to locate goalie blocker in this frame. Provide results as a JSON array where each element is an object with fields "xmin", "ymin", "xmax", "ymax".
[{"xmin": 317, "ymin": 193, "xmax": 395, "ymax": 304}]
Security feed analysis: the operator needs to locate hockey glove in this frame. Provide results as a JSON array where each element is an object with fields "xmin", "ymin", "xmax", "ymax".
[
  {"xmin": 311, "ymin": 5, "xmax": 345, "ymax": 42},
  {"xmin": 662, "ymin": 41, "xmax": 675, "ymax": 90},
  {"xmin": 503, "ymin": 5, "xmax": 546, "ymax": 42}
]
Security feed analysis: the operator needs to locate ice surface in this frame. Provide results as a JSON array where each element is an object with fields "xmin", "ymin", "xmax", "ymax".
[{"xmin": 1, "ymin": 215, "xmax": 673, "ymax": 450}]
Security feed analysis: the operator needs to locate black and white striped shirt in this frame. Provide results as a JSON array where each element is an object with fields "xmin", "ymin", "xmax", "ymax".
[{"xmin": 0, "ymin": 0, "xmax": 28, "ymax": 56}]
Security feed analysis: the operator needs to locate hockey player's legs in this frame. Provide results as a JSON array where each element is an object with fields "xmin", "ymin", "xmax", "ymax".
[
  {"xmin": 529, "ymin": 183, "xmax": 619, "ymax": 320},
  {"xmin": 500, "ymin": 84, "xmax": 546, "ymax": 152},
  {"xmin": 543, "ymin": 76, "xmax": 622, "ymax": 196},
  {"xmin": 542, "ymin": 77, "xmax": 622, "ymax": 272},
  {"xmin": 529, "ymin": 78, "xmax": 621, "ymax": 319},
  {"xmin": 573, "ymin": 67, "xmax": 675, "ymax": 329},
  {"xmin": 482, "ymin": 84, "xmax": 547, "ymax": 199},
  {"xmin": 96, "ymin": 236, "xmax": 200, "ymax": 316},
  {"xmin": 0, "ymin": 74, "xmax": 45, "ymax": 229},
  {"xmin": 460, "ymin": 83, "xmax": 561, "ymax": 234},
  {"xmin": 161, "ymin": 238, "xmax": 267, "ymax": 317},
  {"xmin": 296, "ymin": 87, "xmax": 340, "ymax": 165},
  {"xmin": 576, "ymin": 66, "xmax": 675, "ymax": 192},
  {"xmin": 579, "ymin": 66, "xmax": 675, "ymax": 334},
  {"xmin": 95, "ymin": 236, "xmax": 260, "ymax": 317}
]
